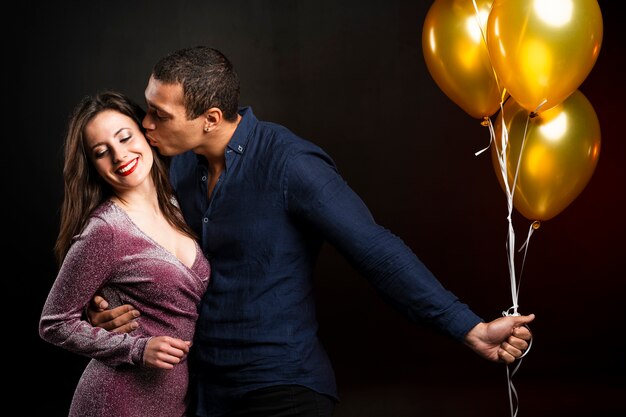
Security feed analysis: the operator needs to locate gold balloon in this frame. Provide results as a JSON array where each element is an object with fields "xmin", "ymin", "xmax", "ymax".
[
  {"xmin": 491, "ymin": 90, "xmax": 601, "ymax": 221},
  {"xmin": 422, "ymin": 0, "xmax": 505, "ymax": 120},
  {"xmin": 487, "ymin": 0, "xmax": 603, "ymax": 113}
]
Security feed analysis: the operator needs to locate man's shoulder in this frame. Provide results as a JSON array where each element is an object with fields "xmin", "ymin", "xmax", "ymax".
[
  {"xmin": 240, "ymin": 106, "xmax": 325, "ymax": 156},
  {"xmin": 254, "ymin": 119, "xmax": 325, "ymax": 156}
]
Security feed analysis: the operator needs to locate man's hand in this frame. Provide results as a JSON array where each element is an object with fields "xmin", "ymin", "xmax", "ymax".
[
  {"xmin": 143, "ymin": 336, "xmax": 192, "ymax": 369},
  {"xmin": 464, "ymin": 314, "xmax": 535, "ymax": 364},
  {"xmin": 87, "ymin": 295, "xmax": 140, "ymax": 333}
]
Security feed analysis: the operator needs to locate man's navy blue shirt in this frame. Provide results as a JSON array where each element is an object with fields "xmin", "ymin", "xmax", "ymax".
[{"xmin": 169, "ymin": 107, "xmax": 482, "ymax": 417}]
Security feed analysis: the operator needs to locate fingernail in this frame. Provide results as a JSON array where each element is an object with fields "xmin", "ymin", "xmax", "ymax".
[
  {"xmin": 130, "ymin": 322, "xmax": 139, "ymax": 329},
  {"xmin": 132, "ymin": 310, "xmax": 140, "ymax": 317}
]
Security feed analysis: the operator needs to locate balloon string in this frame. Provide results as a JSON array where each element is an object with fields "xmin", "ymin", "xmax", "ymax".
[
  {"xmin": 505, "ymin": 358, "xmax": 521, "ymax": 417},
  {"xmin": 530, "ymin": 99, "xmax": 548, "ymax": 117},
  {"xmin": 472, "ymin": 0, "xmax": 506, "ymax": 98},
  {"xmin": 471, "ymin": 0, "xmax": 486, "ymax": 42},
  {"xmin": 475, "ymin": 109, "xmax": 520, "ymax": 315},
  {"xmin": 510, "ymin": 99, "xmax": 546, "ymax": 204},
  {"xmin": 474, "ymin": 118, "xmax": 493, "ymax": 156},
  {"xmin": 503, "ymin": 321, "xmax": 534, "ymax": 417},
  {"xmin": 507, "ymin": 222, "xmax": 537, "ymax": 417},
  {"xmin": 494, "ymin": 107, "xmax": 520, "ymax": 316},
  {"xmin": 471, "ymin": 7, "xmax": 541, "ymax": 417},
  {"xmin": 517, "ymin": 220, "xmax": 540, "ymax": 299},
  {"xmin": 477, "ymin": 103, "xmax": 529, "ymax": 417}
]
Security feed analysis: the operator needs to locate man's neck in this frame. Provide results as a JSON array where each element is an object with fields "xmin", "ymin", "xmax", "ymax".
[{"xmin": 198, "ymin": 113, "xmax": 242, "ymax": 175}]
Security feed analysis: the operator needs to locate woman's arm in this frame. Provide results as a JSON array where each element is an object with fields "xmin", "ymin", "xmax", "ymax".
[{"xmin": 39, "ymin": 216, "xmax": 149, "ymax": 367}]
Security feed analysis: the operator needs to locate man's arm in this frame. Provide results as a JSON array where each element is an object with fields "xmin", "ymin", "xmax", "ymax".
[
  {"xmin": 87, "ymin": 295, "xmax": 141, "ymax": 333},
  {"xmin": 284, "ymin": 148, "xmax": 483, "ymax": 341},
  {"xmin": 284, "ymin": 146, "xmax": 535, "ymax": 355}
]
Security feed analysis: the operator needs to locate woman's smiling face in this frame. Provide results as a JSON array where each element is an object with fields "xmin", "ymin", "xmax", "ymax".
[{"xmin": 84, "ymin": 109, "xmax": 154, "ymax": 194}]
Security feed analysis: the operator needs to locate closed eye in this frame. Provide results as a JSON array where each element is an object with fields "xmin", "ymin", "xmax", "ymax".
[{"xmin": 148, "ymin": 108, "xmax": 168, "ymax": 121}]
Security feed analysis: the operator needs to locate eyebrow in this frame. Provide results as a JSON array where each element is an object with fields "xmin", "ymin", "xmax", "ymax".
[
  {"xmin": 146, "ymin": 101, "xmax": 173, "ymax": 116},
  {"xmin": 89, "ymin": 128, "xmax": 131, "ymax": 150}
]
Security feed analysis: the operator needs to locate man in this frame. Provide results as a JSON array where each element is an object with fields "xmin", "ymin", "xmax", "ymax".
[{"xmin": 89, "ymin": 46, "xmax": 534, "ymax": 417}]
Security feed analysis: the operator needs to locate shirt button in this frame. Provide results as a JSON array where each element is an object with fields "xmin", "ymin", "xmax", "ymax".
[
  {"xmin": 203, "ymin": 217, "xmax": 209, "ymax": 223},
  {"xmin": 201, "ymin": 175, "xmax": 207, "ymax": 181}
]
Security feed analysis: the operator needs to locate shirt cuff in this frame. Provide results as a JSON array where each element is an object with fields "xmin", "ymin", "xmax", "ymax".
[{"xmin": 445, "ymin": 308, "xmax": 484, "ymax": 343}]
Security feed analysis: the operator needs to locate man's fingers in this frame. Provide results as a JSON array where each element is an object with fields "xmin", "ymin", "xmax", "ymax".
[
  {"xmin": 512, "ymin": 326, "xmax": 531, "ymax": 338},
  {"xmin": 90, "ymin": 310, "xmax": 116, "ymax": 328},
  {"xmin": 110, "ymin": 320, "xmax": 140, "ymax": 334},
  {"xmin": 106, "ymin": 309, "xmax": 141, "ymax": 332},
  {"xmin": 508, "ymin": 317, "xmax": 533, "ymax": 353},
  {"xmin": 500, "ymin": 341, "xmax": 523, "ymax": 358},
  {"xmin": 507, "ymin": 335, "xmax": 529, "ymax": 351},
  {"xmin": 92, "ymin": 305, "xmax": 139, "ymax": 330},
  {"xmin": 510, "ymin": 326, "xmax": 532, "ymax": 346},
  {"xmin": 91, "ymin": 295, "xmax": 109, "ymax": 311},
  {"xmin": 108, "ymin": 305, "xmax": 138, "ymax": 320},
  {"xmin": 512, "ymin": 313, "xmax": 535, "ymax": 327},
  {"xmin": 498, "ymin": 348, "xmax": 516, "ymax": 364}
]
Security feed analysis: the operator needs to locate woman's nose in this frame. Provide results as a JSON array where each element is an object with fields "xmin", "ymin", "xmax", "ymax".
[{"xmin": 112, "ymin": 147, "xmax": 128, "ymax": 163}]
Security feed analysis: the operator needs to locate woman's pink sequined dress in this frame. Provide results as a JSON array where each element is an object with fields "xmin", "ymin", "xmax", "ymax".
[{"xmin": 40, "ymin": 201, "xmax": 210, "ymax": 417}]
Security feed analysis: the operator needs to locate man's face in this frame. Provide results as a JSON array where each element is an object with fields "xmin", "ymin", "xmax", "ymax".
[{"xmin": 143, "ymin": 75, "xmax": 205, "ymax": 156}]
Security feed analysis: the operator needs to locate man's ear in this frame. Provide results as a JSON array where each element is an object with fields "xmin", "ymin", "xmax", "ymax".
[{"xmin": 203, "ymin": 107, "xmax": 223, "ymax": 133}]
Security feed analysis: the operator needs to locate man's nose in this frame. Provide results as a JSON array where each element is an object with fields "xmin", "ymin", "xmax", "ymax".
[{"xmin": 142, "ymin": 114, "xmax": 155, "ymax": 130}]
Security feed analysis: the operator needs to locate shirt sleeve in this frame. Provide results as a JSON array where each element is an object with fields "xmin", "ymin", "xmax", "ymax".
[
  {"xmin": 39, "ymin": 216, "xmax": 148, "ymax": 367},
  {"xmin": 285, "ymin": 147, "xmax": 483, "ymax": 342}
]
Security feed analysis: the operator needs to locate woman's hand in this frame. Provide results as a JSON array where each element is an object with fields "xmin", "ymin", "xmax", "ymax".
[{"xmin": 143, "ymin": 336, "xmax": 192, "ymax": 369}]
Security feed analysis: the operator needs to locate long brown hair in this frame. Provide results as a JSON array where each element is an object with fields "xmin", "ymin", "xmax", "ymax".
[{"xmin": 54, "ymin": 91, "xmax": 196, "ymax": 266}]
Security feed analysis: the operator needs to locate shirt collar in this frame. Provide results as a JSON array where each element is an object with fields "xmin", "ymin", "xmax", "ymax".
[
  {"xmin": 227, "ymin": 106, "xmax": 257, "ymax": 155},
  {"xmin": 194, "ymin": 106, "xmax": 257, "ymax": 165}
]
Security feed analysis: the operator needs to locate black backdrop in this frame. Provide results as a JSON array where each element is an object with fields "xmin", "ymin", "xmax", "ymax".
[{"xmin": 12, "ymin": 1, "xmax": 624, "ymax": 416}]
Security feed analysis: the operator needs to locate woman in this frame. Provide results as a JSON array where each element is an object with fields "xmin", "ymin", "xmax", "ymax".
[{"xmin": 39, "ymin": 91, "xmax": 210, "ymax": 417}]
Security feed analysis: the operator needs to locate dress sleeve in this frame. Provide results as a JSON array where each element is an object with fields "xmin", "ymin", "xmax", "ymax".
[
  {"xmin": 284, "ymin": 148, "xmax": 483, "ymax": 342},
  {"xmin": 39, "ymin": 216, "xmax": 148, "ymax": 367}
]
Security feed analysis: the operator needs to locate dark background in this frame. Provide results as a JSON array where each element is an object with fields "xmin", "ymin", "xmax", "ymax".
[{"xmin": 12, "ymin": 1, "xmax": 624, "ymax": 416}]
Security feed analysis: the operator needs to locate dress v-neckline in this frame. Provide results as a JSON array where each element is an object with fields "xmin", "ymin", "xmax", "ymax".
[{"xmin": 108, "ymin": 200, "xmax": 199, "ymax": 271}]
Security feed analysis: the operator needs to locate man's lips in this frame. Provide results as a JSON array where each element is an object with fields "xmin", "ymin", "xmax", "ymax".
[
  {"xmin": 116, "ymin": 157, "xmax": 139, "ymax": 177},
  {"xmin": 146, "ymin": 135, "xmax": 157, "ymax": 146}
]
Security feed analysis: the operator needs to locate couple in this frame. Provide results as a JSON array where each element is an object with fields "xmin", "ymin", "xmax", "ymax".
[{"xmin": 40, "ymin": 46, "xmax": 534, "ymax": 417}]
